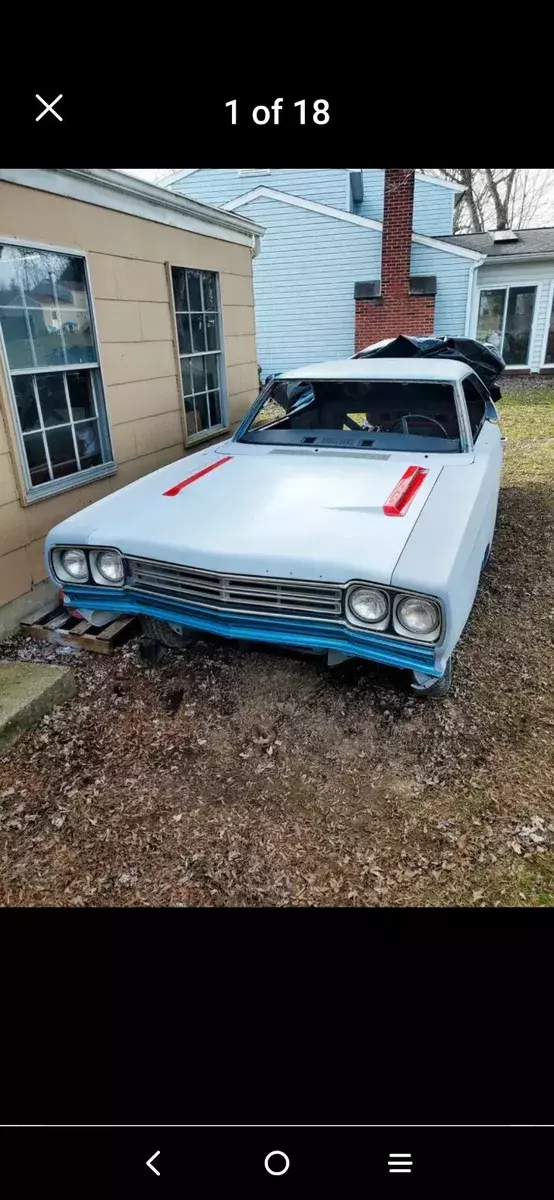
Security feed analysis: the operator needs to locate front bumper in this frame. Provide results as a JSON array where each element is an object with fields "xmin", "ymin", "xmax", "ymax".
[{"xmin": 61, "ymin": 585, "xmax": 443, "ymax": 677}]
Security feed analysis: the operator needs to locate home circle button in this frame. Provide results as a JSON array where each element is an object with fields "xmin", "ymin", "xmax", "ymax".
[{"xmin": 264, "ymin": 1150, "xmax": 290, "ymax": 1176}]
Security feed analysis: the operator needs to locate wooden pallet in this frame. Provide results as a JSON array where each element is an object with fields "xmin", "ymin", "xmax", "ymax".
[{"xmin": 20, "ymin": 602, "xmax": 138, "ymax": 655}]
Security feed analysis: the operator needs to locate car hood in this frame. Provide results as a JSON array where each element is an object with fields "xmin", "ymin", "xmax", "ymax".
[{"xmin": 48, "ymin": 444, "xmax": 444, "ymax": 585}]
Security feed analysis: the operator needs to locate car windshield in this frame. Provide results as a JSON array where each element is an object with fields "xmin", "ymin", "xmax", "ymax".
[{"xmin": 238, "ymin": 379, "xmax": 463, "ymax": 452}]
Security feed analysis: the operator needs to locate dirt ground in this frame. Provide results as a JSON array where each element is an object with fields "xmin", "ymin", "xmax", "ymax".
[{"xmin": 1, "ymin": 390, "xmax": 553, "ymax": 907}]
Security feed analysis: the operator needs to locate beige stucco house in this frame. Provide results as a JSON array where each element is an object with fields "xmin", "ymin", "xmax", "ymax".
[{"xmin": 0, "ymin": 168, "xmax": 264, "ymax": 631}]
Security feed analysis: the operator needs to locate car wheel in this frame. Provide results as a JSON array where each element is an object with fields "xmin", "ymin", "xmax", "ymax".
[
  {"xmin": 141, "ymin": 616, "xmax": 196, "ymax": 650},
  {"xmin": 412, "ymin": 657, "xmax": 452, "ymax": 699}
]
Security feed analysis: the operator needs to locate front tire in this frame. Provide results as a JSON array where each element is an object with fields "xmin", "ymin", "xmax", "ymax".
[
  {"xmin": 412, "ymin": 657, "xmax": 452, "ymax": 699},
  {"xmin": 141, "ymin": 616, "xmax": 196, "ymax": 650}
]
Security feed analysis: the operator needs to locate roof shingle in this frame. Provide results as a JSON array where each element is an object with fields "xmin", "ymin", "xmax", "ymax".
[{"xmin": 437, "ymin": 227, "xmax": 554, "ymax": 258}]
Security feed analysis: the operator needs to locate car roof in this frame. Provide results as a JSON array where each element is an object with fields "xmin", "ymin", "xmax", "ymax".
[{"xmin": 277, "ymin": 358, "xmax": 472, "ymax": 383}]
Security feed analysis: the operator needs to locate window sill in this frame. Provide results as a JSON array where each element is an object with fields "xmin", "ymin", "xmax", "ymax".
[
  {"xmin": 23, "ymin": 461, "xmax": 117, "ymax": 505},
  {"xmin": 187, "ymin": 425, "xmax": 230, "ymax": 449}
]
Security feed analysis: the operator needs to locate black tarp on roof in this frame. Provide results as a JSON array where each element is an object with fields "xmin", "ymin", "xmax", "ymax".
[{"xmin": 353, "ymin": 335, "xmax": 505, "ymax": 394}]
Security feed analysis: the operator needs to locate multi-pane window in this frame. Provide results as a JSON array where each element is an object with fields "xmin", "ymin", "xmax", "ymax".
[
  {"xmin": 477, "ymin": 285, "xmax": 537, "ymax": 366},
  {"xmin": 171, "ymin": 266, "xmax": 226, "ymax": 440},
  {"xmin": 0, "ymin": 242, "xmax": 113, "ymax": 497},
  {"xmin": 544, "ymin": 290, "xmax": 554, "ymax": 365}
]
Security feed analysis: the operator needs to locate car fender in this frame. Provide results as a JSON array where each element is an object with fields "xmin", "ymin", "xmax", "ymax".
[{"xmin": 391, "ymin": 424, "xmax": 502, "ymax": 660}]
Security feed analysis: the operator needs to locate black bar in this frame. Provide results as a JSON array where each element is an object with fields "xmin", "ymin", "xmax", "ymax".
[
  {"xmin": 0, "ymin": 1126, "xmax": 550, "ymax": 1195},
  {"xmin": 5, "ymin": 81, "xmax": 542, "ymax": 162}
]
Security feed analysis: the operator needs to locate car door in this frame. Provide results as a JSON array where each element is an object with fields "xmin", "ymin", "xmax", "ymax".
[{"xmin": 462, "ymin": 371, "xmax": 504, "ymax": 564}]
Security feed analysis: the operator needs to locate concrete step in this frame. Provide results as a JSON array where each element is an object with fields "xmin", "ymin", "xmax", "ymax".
[{"xmin": 0, "ymin": 664, "xmax": 75, "ymax": 752}]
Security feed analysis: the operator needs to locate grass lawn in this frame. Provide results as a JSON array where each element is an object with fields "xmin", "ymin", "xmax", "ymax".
[
  {"xmin": 475, "ymin": 386, "xmax": 554, "ymax": 905},
  {"xmin": 0, "ymin": 387, "xmax": 552, "ymax": 907},
  {"xmin": 498, "ymin": 386, "xmax": 554, "ymax": 444}
]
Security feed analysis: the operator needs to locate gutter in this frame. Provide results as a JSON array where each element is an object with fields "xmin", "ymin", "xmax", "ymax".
[
  {"xmin": 480, "ymin": 251, "xmax": 554, "ymax": 264},
  {"xmin": 0, "ymin": 168, "xmax": 265, "ymax": 249},
  {"xmin": 80, "ymin": 169, "xmax": 265, "ymax": 237},
  {"xmin": 464, "ymin": 254, "xmax": 487, "ymax": 336}
]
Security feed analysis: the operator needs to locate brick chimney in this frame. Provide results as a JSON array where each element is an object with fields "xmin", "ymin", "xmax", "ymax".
[{"xmin": 354, "ymin": 168, "xmax": 436, "ymax": 351}]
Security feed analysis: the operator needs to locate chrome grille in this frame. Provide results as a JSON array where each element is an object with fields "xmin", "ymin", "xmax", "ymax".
[{"xmin": 126, "ymin": 558, "xmax": 343, "ymax": 620}]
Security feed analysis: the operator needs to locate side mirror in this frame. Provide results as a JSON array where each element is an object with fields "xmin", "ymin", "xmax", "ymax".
[{"xmin": 485, "ymin": 398, "xmax": 500, "ymax": 423}]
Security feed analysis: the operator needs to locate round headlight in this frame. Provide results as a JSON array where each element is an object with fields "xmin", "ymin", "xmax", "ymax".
[
  {"xmin": 348, "ymin": 586, "xmax": 388, "ymax": 624},
  {"xmin": 397, "ymin": 595, "xmax": 440, "ymax": 636},
  {"xmin": 61, "ymin": 548, "xmax": 88, "ymax": 581},
  {"xmin": 97, "ymin": 551, "xmax": 124, "ymax": 584}
]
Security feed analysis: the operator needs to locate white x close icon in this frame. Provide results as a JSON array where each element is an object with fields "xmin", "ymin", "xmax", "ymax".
[{"xmin": 35, "ymin": 94, "xmax": 63, "ymax": 122}]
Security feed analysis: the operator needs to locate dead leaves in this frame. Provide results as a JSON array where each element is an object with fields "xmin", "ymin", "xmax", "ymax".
[{"xmin": 0, "ymin": 420, "xmax": 552, "ymax": 907}]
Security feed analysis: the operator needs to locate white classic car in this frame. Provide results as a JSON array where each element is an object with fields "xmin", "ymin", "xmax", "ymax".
[{"xmin": 45, "ymin": 337, "xmax": 505, "ymax": 698}]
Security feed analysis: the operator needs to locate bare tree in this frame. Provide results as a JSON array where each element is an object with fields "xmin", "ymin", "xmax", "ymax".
[
  {"xmin": 425, "ymin": 168, "xmax": 554, "ymax": 232},
  {"xmin": 123, "ymin": 168, "xmax": 554, "ymax": 227}
]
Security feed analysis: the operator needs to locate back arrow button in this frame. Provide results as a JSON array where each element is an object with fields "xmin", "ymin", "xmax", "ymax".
[{"xmin": 146, "ymin": 1151, "xmax": 161, "ymax": 1176}]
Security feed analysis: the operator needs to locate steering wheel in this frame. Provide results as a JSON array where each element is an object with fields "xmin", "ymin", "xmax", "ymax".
[{"xmin": 389, "ymin": 413, "xmax": 449, "ymax": 438}]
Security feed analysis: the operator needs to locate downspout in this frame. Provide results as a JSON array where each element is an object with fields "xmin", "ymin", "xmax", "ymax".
[
  {"xmin": 464, "ymin": 255, "xmax": 486, "ymax": 336},
  {"xmin": 252, "ymin": 235, "xmax": 262, "ymax": 258}
]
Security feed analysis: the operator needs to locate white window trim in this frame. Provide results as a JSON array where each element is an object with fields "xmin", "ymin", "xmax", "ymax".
[
  {"xmin": 473, "ymin": 280, "xmax": 542, "ymax": 370},
  {"xmin": 0, "ymin": 233, "xmax": 116, "ymax": 502},
  {"xmin": 540, "ymin": 279, "xmax": 554, "ymax": 368},
  {"xmin": 169, "ymin": 265, "xmax": 229, "ymax": 445}
]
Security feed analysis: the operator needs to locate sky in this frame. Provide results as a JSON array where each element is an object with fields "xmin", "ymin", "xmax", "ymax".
[
  {"xmin": 121, "ymin": 169, "xmax": 554, "ymax": 227},
  {"xmin": 121, "ymin": 169, "xmax": 177, "ymax": 182}
]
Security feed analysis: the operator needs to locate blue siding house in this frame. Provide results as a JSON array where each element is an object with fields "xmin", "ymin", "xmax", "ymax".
[{"xmin": 162, "ymin": 169, "xmax": 554, "ymax": 380}]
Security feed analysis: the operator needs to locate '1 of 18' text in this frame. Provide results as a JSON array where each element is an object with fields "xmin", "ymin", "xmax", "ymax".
[{"xmin": 225, "ymin": 99, "xmax": 330, "ymax": 125}]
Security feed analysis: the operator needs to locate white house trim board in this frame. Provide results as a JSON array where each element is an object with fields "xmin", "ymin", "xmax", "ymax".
[
  {"xmin": 223, "ymin": 187, "xmax": 484, "ymax": 260},
  {"xmin": 539, "ymin": 280, "xmax": 554, "ymax": 367},
  {"xmin": 0, "ymin": 168, "xmax": 265, "ymax": 248},
  {"xmin": 474, "ymin": 253, "xmax": 554, "ymax": 265},
  {"xmin": 413, "ymin": 232, "xmax": 483, "ymax": 261},
  {"xmin": 223, "ymin": 186, "xmax": 383, "ymax": 231},
  {"xmin": 529, "ymin": 283, "xmax": 544, "ymax": 372},
  {"xmin": 414, "ymin": 173, "xmax": 465, "ymax": 192}
]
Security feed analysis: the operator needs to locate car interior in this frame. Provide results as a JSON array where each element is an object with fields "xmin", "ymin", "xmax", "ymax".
[{"xmin": 244, "ymin": 379, "xmax": 486, "ymax": 450}]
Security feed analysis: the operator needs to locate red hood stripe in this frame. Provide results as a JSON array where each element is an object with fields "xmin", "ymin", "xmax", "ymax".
[
  {"xmin": 383, "ymin": 465, "xmax": 429, "ymax": 517},
  {"xmin": 163, "ymin": 455, "xmax": 233, "ymax": 497}
]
